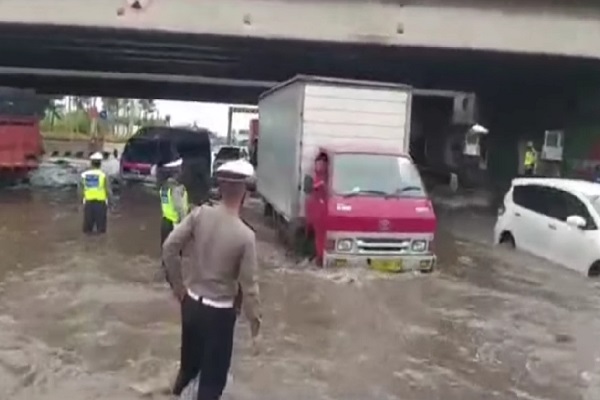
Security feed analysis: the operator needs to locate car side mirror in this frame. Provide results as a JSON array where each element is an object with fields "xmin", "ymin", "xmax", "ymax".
[
  {"xmin": 303, "ymin": 175, "xmax": 313, "ymax": 194},
  {"xmin": 566, "ymin": 215, "xmax": 586, "ymax": 229}
]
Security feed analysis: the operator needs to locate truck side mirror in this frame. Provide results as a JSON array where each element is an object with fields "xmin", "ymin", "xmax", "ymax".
[{"xmin": 303, "ymin": 175, "xmax": 313, "ymax": 194}]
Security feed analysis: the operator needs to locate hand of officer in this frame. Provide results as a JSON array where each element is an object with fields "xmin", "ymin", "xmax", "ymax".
[
  {"xmin": 249, "ymin": 317, "xmax": 261, "ymax": 355},
  {"xmin": 173, "ymin": 288, "xmax": 186, "ymax": 303},
  {"xmin": 251, "ymin": 333, "xmax": 262, "ymax": 356},
  {"xmin": 250, "ymin": 317, "xmax": 260, "ymax": 338}
]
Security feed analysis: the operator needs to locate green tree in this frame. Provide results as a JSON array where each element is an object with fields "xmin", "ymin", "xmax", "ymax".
[
  {"xmin": 40, "ymin": 96, "xmax": 65, "ymax": 129},
  {"xmin": 102, "ymin": 97, "xmax": 120, "ymax": 135},
  {"xmin": 138, "ymin": 99, "xmax": 156, "ymax": 121},
  {"xmin": 73, "ymin": 96, "xmax": 93, "ymax": 110}
]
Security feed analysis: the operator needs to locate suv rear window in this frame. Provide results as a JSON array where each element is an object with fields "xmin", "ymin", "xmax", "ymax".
[
  {"xmin": 123, "ymin": 139, "xmax": 174, "ymax": 165},
  {"xmin": 216, "ymin": 147, "xmax": 241, "ymax": 160},
  {"xmin": 123, "ymin": 126, "xmax": 211, "ymax": 168}
]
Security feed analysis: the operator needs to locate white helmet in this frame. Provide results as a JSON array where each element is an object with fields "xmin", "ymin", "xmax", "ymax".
[
  {"xmin": 164, "ymin": 158, "xmax": 183, "ymax": 168},
  {"xmin": 90, "ymin": 152, "xmax": 103, "ymax": 161},
  {"xmin": 216, "ymin": 159, "xmax": 255, "ymax": 182}
]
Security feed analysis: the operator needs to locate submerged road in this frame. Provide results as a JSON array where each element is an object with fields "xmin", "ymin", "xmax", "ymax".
[{"xmin": 0, "ymin": 174, "xmax": 600, "ymax": 399}]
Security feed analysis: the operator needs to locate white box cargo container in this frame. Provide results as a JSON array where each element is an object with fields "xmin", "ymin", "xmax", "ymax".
[{"xmin": 256, "ymin": 75, "xmax": 412, "ymax": 222}]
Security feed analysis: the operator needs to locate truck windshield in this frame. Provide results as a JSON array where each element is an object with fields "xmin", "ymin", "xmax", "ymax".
[{"xmin": 332, "ymin": 153, "xmax": 426, "ymax": 198}]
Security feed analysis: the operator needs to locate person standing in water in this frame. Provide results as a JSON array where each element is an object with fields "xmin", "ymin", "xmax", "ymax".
[
  {"xmin": 80, "ymin": 152, "xmax": 110, "ymax": 235},
  {"xmin": 163, "ymin": 159, "xmax": 261, "ymax": 399}
]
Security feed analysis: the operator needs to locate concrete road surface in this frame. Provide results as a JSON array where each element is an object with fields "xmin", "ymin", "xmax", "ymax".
[{"xmin": 0, "ymin": 182, "xmax": 599, "ymax": 399}]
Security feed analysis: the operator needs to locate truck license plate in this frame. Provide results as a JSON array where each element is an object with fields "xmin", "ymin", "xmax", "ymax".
[{"xmin": 370, "ymin": 259, "xmax": 403, "ymax": 273}]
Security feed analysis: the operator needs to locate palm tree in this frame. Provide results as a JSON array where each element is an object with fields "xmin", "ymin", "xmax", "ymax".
[
  {"xmin": 73, "ymin": 96, "xmax": 93, "ymax": 110},
  {"xmin": 102, "ymin": 97, "xmax": 120, "ymax": 135},
  {"xmin": 39, "ymin": 96, "xmax": 64, "ymax": 128},
  {"xmin": 46, "ymin": 99, "xmax": 64, "ymax": 129},
  {"xmin": 138, "ymin": 99, "xmax": 157, "ymax": 122}
]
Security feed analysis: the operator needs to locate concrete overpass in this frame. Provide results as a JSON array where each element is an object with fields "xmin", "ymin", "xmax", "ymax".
[
  {"xmin": 1, "ymin": 0, "xmax": 598, "ymax": 188},
  {"xmin": 0, "ymin": 0, "xmax": 599, "ymax": 59}
]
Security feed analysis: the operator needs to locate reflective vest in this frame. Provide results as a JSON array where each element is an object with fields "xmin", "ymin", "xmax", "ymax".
[
  {"xmin": 524, "ymin": 150, "xmax": 537, "ymax": 167},
  {"xmin": 160, "ymin": 185, "xmax": 189, "ymax": 223},
  {"xmin": 81, "ymin": 169, "xmax": 108, "ymax": 202}
]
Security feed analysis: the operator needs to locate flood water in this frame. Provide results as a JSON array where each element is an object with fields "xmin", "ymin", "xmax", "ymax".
[{"xmin": 1, "ymin": 167, "xmax": 600, "ymax": 399}]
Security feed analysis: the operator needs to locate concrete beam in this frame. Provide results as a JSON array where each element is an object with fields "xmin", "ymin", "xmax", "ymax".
[
  {"xmin": 0, "ymin": 0, "xmax": 599, "ymax": 59},
  {"xmin": 0, "ymin": 66, "xmax": 277, "ymax": 88}
]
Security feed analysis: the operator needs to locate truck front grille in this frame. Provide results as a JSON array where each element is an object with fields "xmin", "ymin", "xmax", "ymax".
[{"xmin": 356, "ymin": 238, "xmax": 411, "ymax": 254}]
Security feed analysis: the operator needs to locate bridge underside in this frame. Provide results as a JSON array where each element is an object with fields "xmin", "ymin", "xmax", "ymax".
[
  {"xmin": 1, "ymin": 20, "xmax": 598, "ymax": 188},
  {"xmin": 1, "ymin": 0, "xmax": 599, "ymax": 59},
  {"xmin": 1, "ymin": 23, "xmax": 599, "ymax": 104}
]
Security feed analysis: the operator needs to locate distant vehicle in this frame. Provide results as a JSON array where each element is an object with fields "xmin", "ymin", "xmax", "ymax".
[
  {"xmin": 257, "ymin": 75, "xmax": 436, "ymax": 270},
  {"xmin": 210, "ymin": 145, "xmax": 251, "ymax": 194},
  {"xmin": 0, "ymin": 87, "xmax": 45, "ymax": 185},
  {"xmin": 495, "ymin": 178, "xmax": 600, "ymax": 277},
  {"xmin": 212, "ymin": 145, "xmax": 248, "ymax": 175},
  {"xmin": 120, "ymin": 126, "xmax": 211, "ymax": 184}
]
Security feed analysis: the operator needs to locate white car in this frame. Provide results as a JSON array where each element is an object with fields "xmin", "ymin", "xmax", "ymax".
[{"xmin": 494, "ymin": 178, "xmax": 600, "ymax": 277}]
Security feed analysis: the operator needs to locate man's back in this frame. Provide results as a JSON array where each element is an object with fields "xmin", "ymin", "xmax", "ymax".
[{"xmin": 166, "ymin": 205, "xmax": 258, "ymax": 307}]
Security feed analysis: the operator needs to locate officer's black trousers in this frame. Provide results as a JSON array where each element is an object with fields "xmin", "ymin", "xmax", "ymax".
[
  {"xmin": 160, "ymin": 217, "xmax": 174, "ymax": 246},
  {"xmin": 83, "ymin": 200, "xmax": 107, "ymax": 234},
  {"xmin": 172, "ymin": 294, "xmax": 236, "ymax": 400},
  {"xmin": 524, "ymin": 166, "xmax": 535, "ymax": 176},
  {"xmin": 160, "ymin": 217, "xmax": 175, "ymax": 288}
]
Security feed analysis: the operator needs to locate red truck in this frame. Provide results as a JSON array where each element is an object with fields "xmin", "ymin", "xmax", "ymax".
[
  {"xmin": 0, "ymin": 88, "xmax": 44, "ymax": 185},
  {"xmin": 256, "ymin": 76, "xmax": 436, "ymax": 271}
]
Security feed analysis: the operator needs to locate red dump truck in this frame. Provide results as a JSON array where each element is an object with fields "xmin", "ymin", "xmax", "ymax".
[
  {"xmin": 256, "ymin": 76, "xmax": 437, "ymax": 271},
  {"xmin": 0, "ymin": 88, "xmax": 44, "ymax": 185}
]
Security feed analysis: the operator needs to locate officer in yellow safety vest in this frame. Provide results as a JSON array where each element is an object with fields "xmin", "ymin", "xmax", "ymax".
[
  {"xmin": 524, "ymin": 141, "xmax": 537, "ymax": 176},
  {"xmin": 159, "ymin": 158, "xmax": 189, "ymax": 246},
  {"xmin": 80, "ymin": 152, "xmax": 110, "ymax": 234},
  {"xmin": 158, "ymin": 159, "xmax": 189, "ymax": 292}
]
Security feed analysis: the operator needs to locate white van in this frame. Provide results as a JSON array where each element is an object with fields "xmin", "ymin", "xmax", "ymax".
[{"xmin": 494, "ymin": 178, "xmax": 600, "ymax": 277}]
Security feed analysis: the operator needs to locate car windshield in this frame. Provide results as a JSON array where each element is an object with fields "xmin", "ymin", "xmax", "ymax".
[
  {"xmin": 331, "ymin": 153, "xmax": 426, "ymax": 198},
  {"xmin": 216, "ymin": 147, "xmax": 241, "ymax": 160}
]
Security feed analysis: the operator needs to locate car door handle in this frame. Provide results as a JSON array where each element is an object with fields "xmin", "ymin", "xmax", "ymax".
[
  {"xmin": 514, "ymin": 212, "xmax": 521, "ymax": 217},
  {"xmin": 548, "ymin": 223, "xmax": 556, "ymax": 230}
]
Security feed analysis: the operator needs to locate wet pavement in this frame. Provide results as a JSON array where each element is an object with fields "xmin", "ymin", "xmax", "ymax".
[{"xmin": 1, "ymin": 167, "xmax": 600, "ymax": 399}]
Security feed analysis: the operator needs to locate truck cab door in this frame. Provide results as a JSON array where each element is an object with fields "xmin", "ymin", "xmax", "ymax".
[
  {"xmin": 305, "ymin": 173, "xmax": 327, "ymax": 226},
  {"xmin": 304, "ymin": 154, "xmax": 329, "ymax": 262}
]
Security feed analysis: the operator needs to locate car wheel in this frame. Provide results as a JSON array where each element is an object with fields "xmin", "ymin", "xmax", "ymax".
[
  {"xmin": 588, "ymin": 261, "xmax": 600, "ymax": 278},
  {"xmin": 499, "ymin": 231, "xmax": 516, "ymax": 249}
]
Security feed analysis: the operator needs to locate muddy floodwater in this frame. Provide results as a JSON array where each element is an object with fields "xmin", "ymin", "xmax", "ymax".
[{"xmin": 1, "ymin": 181, "xmax": 600, "ymax": 399}]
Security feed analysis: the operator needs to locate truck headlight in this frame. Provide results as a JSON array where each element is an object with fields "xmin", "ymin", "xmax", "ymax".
[
  {"xmin": 411, "ymin": 240, "xmax": 427, "ymax": 252},
  {"xmin": 336, "ymin": 239, "xmax": 353, "ymax": 252}
]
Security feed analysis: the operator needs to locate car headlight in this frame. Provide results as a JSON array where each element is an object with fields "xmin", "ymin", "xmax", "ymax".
[
  {"xmin": 336, "ymin": 239, "xmax": 354, "ymax": 252},
  {"xmin": 411, "ymin": 240, "xmax": 427, "ymax": 252}
]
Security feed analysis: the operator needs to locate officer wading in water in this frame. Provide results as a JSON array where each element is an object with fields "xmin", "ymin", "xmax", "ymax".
[
  {"xmin": 523, "ymin": 141, "xmax": 538, "ymax": 176},
  {"xmin": 163, "ymin": 159, "xmax": 261, "ymax": 400},
  {"xmin": 159, "ymin": 158, "xmax": 189, "ymax": 247},
  {"xmin": 80, "ymin": 152, "xmax": 110, "ymax": 235}
]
